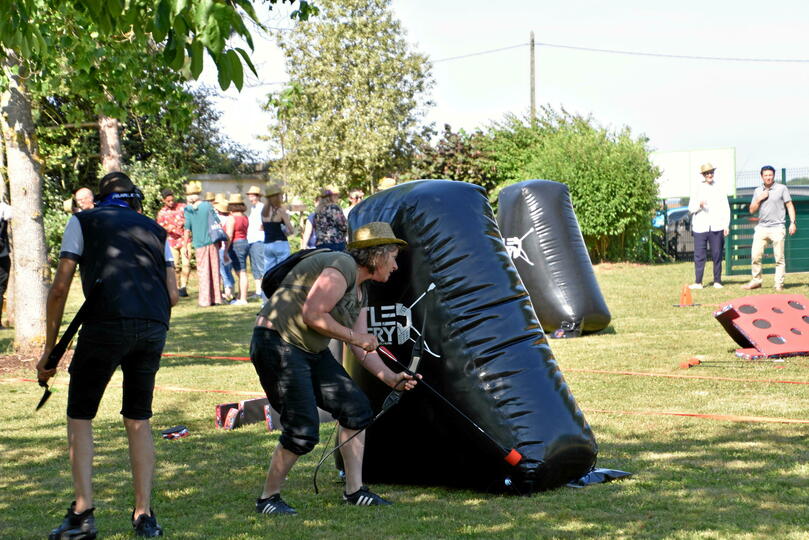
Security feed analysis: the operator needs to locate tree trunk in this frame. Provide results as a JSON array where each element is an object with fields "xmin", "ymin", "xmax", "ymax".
[
  {"xmin": 98, "ymin": 114, "xmax": 122, "ymax": 173},
  {"xmin": 1, "ymin": 52, "xmax": 49, "ymax": 352}
]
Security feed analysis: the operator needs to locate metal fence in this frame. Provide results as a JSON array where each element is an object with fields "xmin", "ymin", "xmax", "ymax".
[{"xmin": 736, "ymin": 167, "xmax": 809, "ymax": 190}]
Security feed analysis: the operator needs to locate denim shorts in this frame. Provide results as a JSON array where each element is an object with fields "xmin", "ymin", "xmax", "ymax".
[
  {"xmin": 67, "ymin": 319, "xmax": 167, "ymax": 420},
  {"xmin": 247, "ymin": 242, "xmax": 265, "ymax": 279},
  {"xmin": 230, "ymin": 239, "xmax": 249, "ymax": 272},
  {"xmin": 250, "ymin": 327, "xmax": 373, "ymax": 455},
  {"xmin": 263, "ymin": 241, "xmax": 291, "ymax": 274}
]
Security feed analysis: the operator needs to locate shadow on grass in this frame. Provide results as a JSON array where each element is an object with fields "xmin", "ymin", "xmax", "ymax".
[{"xmin": 3, "ymin": 400, "xmax": 809, "ymax": 538}]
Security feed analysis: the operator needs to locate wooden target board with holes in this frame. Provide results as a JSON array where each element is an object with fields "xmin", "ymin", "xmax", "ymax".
[{"xmin": 714, "ymin": 294, "xmax": 809, "ymax": 360}]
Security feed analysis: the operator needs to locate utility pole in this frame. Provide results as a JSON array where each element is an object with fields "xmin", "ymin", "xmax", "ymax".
[{"xmin": 530, "ymin": 31, "xmax": 536, "ymax": 124}]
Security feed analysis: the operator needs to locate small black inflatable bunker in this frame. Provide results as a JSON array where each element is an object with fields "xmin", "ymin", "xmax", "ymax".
[{"xmin": 497, "ymin": 180, "xmax": 611, "ymax": 336}]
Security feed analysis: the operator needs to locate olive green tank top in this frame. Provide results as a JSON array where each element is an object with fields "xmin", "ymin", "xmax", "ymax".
[{"xmin": 258, "ymin": 251, "xmax": 362, "ymax": 353}]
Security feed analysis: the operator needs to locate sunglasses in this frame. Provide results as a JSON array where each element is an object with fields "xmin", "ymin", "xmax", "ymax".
[{"xmin": 702, "ymin": 172, "xmax": 715, "ymax": 176}]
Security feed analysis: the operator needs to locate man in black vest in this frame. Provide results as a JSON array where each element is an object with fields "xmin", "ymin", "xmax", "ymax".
[{"xmin": 37, "ymin": 172, "xmax": 179, "ymax": 539}]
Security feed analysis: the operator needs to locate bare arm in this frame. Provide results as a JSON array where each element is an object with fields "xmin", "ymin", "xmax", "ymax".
[
  {"xmin": 787, "ymin": 200, "xmax": 797, "ymax": 235},
  {"xmin": 280, "ymin": 207, "xmax": 296, "ymax": 236},
  {"xmin": 225, "ymin": 216, "xmax": 234, "ymax": 251},
  {"xmin": 749, "ymin": 189, "xmax": 769, "ymax": 214},
  {"xmin": 166, "ymin": 267, "xmax": 179, "ymax": 306},
  {"xmin": 36, "ymin": 258, "xmax": 78, "ymax": 381},
  {"xmin": 301, "ymin": 268, "xmax": 373, "ymax": 345},
  {"xmin": 301, "ymin": 219, "xmax": 313, "ymax": 248}
]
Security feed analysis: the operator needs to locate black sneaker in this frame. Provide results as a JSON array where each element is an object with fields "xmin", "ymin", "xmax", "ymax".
[
  {"xmin": 132, "ymin": 509, "xmax": 163, "ymax": 537},
  {"xmin": 342, "ymin": 486, "xmax": 392, "ymax": 506},
  {"xmin": 49, "ymin": 502, "xmax": 97, "ymax": 540},
  {"xmin": 256, "ymin": 494, "xmax": 297, "ymax": 515},
  {"xmin": 178, "ymin": 287, "xmax": 189, "ymax": 297}
]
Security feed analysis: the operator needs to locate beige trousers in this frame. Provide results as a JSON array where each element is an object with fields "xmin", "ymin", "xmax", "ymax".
[{"xmin": 750, "ymin": 225, "xmax": 786, "ymax": 287}]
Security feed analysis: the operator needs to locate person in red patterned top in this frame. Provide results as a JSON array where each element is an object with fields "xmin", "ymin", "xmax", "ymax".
[{"xmin": 157, "ymin": 188, "xmax": 191, "ymax": 297}]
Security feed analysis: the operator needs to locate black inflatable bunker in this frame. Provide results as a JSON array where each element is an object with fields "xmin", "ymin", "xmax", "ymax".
[
  {"xmin": 497, "ymin": 180, "xmax": 611, "ymax": 336},
  {"xmin": 345, "ymin": 180, "xmax": 597, "ymax": 493}
]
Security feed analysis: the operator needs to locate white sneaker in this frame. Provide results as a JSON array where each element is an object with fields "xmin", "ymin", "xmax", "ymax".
[
  {"xmin": 232, "ymin": 299, "xmax": 248, "ymax": 305},
  {"xmin": 688, "ymin": 283, "xmax": 703, "ymax": 290},
  {"xmin": 713, "ymin": 283, "xmax": 723, "ymax": 289}
]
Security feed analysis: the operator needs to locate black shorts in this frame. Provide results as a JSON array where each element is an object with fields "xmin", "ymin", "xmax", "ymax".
[
  {"xmin": 250, "ymin": 327, "xmax": 373, "ymax": 456},
  {"xmin": 67, "ymin": 319, "xmax": 167, "ymax": 420}
]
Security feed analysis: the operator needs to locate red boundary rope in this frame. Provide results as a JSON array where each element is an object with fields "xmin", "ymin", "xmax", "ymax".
[
  {"xmin": 4, "ymin": 377, "xmax": 807, "ymax": 425},
  {"xmin": 159, "ymin": 353, "xmax": 809, "ymax": 386},
  {"xmin": 564, "ymin": 368, "xmax": 809, "ymax": 386}
]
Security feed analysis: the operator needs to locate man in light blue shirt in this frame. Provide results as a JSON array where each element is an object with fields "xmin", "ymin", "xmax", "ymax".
[{"xmin": 742, "ymin": 165, "xmax": 797, "ymax": 291}]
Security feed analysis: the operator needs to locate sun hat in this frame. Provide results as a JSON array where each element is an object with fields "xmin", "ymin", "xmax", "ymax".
[
  {"xmin": 247, "ymin": 185, "xmax": 262, "ymax": 195},
  {"xmin": 348, "ymin": 222, "xmax": 407, "ymax": 250},
  {"xmin": 185, "ymin": 181, "xmax": 203, "ymax": 195},
  {"xmin": 204, "ymin": 191, "xmax": 215, "ymax": 201},
  {"xmin": 377, "ymin": 177, "xmax": 396, "ymax": 190},
  {"xmin": 320, "ymin": 184, "xmax": 341, "ymax": 198},
  {"xmin": 700, "ymin": 163, "xmax": 716, "ymax": 174},
  {"xmin": 214, "ymin": 200, "xmax": 229, "ymax": 213},
  {"xmin": 214, "ymin": 192, "xmax": 227, "ymax": 203},
  {"xmin": 228, "ymin": 193, "xmax": 244, "ymax": 204},
  {"xmin": 265, "ymin": 184, "xmax": 283, "ymax": 197}
]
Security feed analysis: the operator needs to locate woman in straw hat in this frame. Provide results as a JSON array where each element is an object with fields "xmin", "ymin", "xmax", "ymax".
[
  {"xmin": 261, "ymin": 184, "xmax": 295, "ymax": 274},
  {"xmin": 312, "ymin": 186, "xmax": 347, "ymax": 251},
  {"xmin": 226, "ymin": 193, "xmax": 250, "ymax": 305},
  {"xmin": 251, "ymin": 222, "xmax": 418, "ymax": 514}
]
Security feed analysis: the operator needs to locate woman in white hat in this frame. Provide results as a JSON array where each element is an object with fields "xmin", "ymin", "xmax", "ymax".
[
  {"xmin": 261, "ymin": 185, "xmax": 295, "ymax": 275},
  {"xmin": 250, "ymin": 222, "xmax": 417, "ymax": 514}
]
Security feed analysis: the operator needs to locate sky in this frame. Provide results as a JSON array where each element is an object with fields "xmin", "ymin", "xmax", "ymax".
[{"xmin": 199, "ymin": 1, "xmax": 809, "ymax": 175}]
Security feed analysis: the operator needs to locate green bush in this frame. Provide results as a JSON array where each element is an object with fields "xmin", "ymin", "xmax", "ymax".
[{"xmin": 488, "ymin": 109, "xmax": 660, "ymax": 261}]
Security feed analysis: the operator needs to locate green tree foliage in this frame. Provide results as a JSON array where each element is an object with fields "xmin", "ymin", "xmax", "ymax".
[
  {"xmin": 488, "ymin": 108, "xmax": 660, "ymax": 261},
  {"xmin": 266, "ymin": 0, "xmax": 432, "ymax": 197},
  {"xmin": 404, "ymin": 124, "xmax": 496, "ymax": 193}
]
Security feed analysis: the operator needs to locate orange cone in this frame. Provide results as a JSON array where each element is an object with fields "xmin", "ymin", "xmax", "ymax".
[
  {"xmin": 680, "ymin": 285, "xmax": 693, "ymax": 306},
  {"xmin": 674, "ymin": 284, "xmax": 700, "ymax": 307}
]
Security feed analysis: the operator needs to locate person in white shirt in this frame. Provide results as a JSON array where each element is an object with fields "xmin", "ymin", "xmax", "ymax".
[
  {"xmin": 687, "ymin": 163, "xmax": 731, "ymax": 289},
  {"xmin": 246, "ymin": 186, "xmax": 266, "ymax": 298}
]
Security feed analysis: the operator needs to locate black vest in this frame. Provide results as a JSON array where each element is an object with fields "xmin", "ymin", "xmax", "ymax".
[{"xmin": 74, "ymin": 206, "xmax": 171, "ymax": 326}]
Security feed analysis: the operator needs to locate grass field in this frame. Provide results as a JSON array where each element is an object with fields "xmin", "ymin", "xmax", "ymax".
[{"xmin": 2, "ymin": 262, "xmax": 809, "ymax": 539}]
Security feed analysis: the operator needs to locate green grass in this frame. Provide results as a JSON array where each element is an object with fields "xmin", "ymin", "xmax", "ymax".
[{"xmin": 2, "ymin": 263, "xmax": 809, "ymax": 539}]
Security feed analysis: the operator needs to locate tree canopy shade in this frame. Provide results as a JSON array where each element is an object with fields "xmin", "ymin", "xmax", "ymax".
[
  {"xmin": 266, "ymin": 0, "xmax": 433, "ymax": 197},
  {"xmin": 0, "ymin": 0, "xmax": 316, "ymax": 351},
  {"xmin": 1, "ymin": 0, "xmax": 317, "ymax": 91}
]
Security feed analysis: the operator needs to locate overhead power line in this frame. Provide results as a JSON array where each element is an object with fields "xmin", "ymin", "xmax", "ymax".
[
  {"xmin": 433, "ymin": 40, "xmax": 809, "ymax": 64},
  {"xmin": 537, "ymin": 41, "xmax": 809, "ymax": 63}
]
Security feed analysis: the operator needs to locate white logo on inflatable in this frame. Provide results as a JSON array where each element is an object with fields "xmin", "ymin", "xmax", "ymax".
[
  {"xmin": 505, "ymin": 229, "xmax": 534, "ymax": 266},
  {"xmin": 367, "ymin": 283, "xmax": 437, "ymax": 354}
]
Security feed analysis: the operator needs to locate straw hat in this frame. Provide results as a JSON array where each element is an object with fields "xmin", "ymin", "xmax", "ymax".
[
  {"xmin": 214, "ymin": 192, "xmax": 227, "ymax": 203},
  {"xmin": 247, "ymin": 185, "xmax": 262, "ymax": 195},
  {"xmin": 214, "ymin": 200, "xmax": 229, "ymax": 213},
  {"xmin": 348, "ymin": 222, "xmax": 407, "ymax": 250},
  {"xmin": 228, "ymin": 193, "xmax": 244, "ymax": 204},
  {"xmin": 265, "ymin": 184, "xmax": 283, "ymax": 197},
  {"xmin": 204, "ymin": 191, "xmax": 215, "ymax": 201},
  {"xmin": 700, "ymin": 163, "xmax": 716, "ymax": 174},
  {"xmin": 377, "ymin": 177, "xmax": 397, "ymax": 190},
  {"xmin": 185, "ymin": 181, "xmax": 202, "ymax": 195}
]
